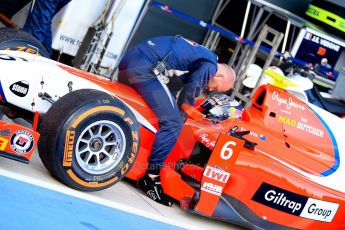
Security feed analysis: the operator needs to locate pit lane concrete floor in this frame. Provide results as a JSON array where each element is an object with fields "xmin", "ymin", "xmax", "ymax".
[{"xmin": 0, "ymin": 151, "xmax": 243, "ymax": 230}]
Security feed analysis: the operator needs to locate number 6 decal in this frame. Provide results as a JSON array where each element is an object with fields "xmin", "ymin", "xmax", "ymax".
[{"xmin": 220, "ymin": 141, "xmax": 236, "ymax": 160}]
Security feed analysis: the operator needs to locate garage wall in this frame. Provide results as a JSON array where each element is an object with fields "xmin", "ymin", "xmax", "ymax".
[{"xmin": 130, "ymin": 0, "xmax": 220, "ymax": 46}]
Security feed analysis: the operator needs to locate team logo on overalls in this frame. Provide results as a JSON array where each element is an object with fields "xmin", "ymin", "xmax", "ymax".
[{"xmin": 10, "ymin": 130, "xmax": 34, "ymax": 154}]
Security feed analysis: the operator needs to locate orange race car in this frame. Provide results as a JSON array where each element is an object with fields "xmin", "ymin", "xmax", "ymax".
[{"xmin": 0, "ymin": 47, "xmax": 343, "ymax": 229}]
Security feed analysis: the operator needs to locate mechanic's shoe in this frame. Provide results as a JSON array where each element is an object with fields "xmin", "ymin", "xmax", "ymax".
[{"xmin": 137, "ymin": 173, "xmax": 173, "ymax": 207}]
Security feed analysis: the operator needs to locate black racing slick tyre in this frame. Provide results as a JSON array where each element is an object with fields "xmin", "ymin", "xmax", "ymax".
[
  {"xmin": 38, "ymin": 89, "xmax": 140, "ymax": 191},
  {"xmin": 0, "ymin": 27, "xmax": 49, "ymax": 57}
]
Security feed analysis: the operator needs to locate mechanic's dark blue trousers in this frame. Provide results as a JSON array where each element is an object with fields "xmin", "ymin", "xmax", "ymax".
[
  {"xmin": 119, "ymin": 47, "xmax": 184, "ymax": 175},
  {"xmin": 23, "ymin": 0, "xmax": 71, "ymax": 55}
]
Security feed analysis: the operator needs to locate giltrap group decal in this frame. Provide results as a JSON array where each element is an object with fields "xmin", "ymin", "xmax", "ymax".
[
  {"xmin": 252, "ymin": 183, "xmax": 339, "ymax": 222},
  {"xmin": 10, "ymin": 130, "xmax": 34, "ymax": 154}
]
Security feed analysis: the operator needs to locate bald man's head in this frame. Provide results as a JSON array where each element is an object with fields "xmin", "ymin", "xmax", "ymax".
[{"xmin": 206, "ymin": 63, "xmax": 236, "ymax": 92}]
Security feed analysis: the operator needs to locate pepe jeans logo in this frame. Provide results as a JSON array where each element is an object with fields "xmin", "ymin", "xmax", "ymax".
[
  {"xmin": 252, "ymin": 183, "xmax": 339, "ymax": 222},
  {"xmin": 272, "ymin": 91, "xmax": 305, "ymax": 111},
  {"xmin": 10, "ymin": 81, "xmax": 29, "ymax": 97},
  {"xmin": 199, "ymin": 134, "xmax": 216, "ymax": 148}
]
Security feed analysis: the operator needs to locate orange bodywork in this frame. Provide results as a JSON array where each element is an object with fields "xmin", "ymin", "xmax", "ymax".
[{"xmin": 58, "ymin": 65, "xmax": 345, "ymax": 229}]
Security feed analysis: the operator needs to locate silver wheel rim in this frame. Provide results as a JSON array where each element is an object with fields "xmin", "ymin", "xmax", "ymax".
[{"xmin": 75, "ymin": 120, "xmax": 126, "ymax": 175}]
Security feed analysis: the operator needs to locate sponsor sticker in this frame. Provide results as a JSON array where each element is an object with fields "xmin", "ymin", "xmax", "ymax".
[
  {"xmin": 10, "ymin": 81, "xmax": 29, "ymax": 97},
  {"xmin": 240, "ymin": 127, "xmax": 258, "ymax": 138},
  {"xmin": 239, "ymin": 127, "xmax": 266, "ymax": 141},
  {"xmin": 199, "ymin": 133, "xmax": 216, "ymax": 148},
  {"xmin": 272, "ymin": 91, "xmax": 306, "ymax": 111},
  {"xmin": 278, "ymin": 115, "xmax": 324, "ymax": 137},
  {"xmin": 201, "ymin": 182, "xmax": 223, "ymax": 196},
  {"xmin": 252, "ymin": 183, "xmax": 339, "ymax": 222},
  {"xmin": 300, "ymin": 198, "xmax": 339, "ymax": 222},
  {"xmin": 10, "ymin": 130, "xmax": 34, "ymax": 154},
  {"xmin": 203, "ymin": 166, "xmax": 230, "ymax": 183}
]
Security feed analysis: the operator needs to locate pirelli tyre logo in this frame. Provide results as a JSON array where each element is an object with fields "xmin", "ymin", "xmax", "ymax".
[
  {"xmin": 252, "ymin": 183, "xmax": 339, "ymax": 222},
  {"xmin": 63, "ymin": 130, "xmax": 75, "ymax": 167}
]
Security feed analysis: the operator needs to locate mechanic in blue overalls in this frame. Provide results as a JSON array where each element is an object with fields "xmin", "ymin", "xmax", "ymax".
[
  {"xmin": 118, "ymin": 35, "xmax": 236, "ymax": 206},
  {"xmin": 23, "ymin": 0, "xmax": 71, "ymax": 56}
]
